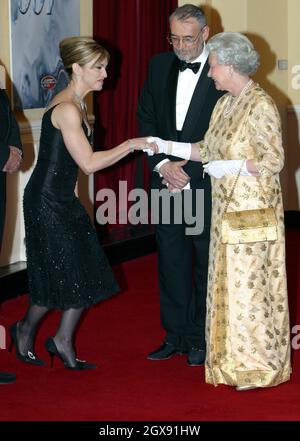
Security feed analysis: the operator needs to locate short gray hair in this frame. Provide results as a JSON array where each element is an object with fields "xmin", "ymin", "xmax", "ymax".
[
  {"xmin": 169, "ymin": 4, "xmax": 207, "ymax": 29},
  {"xmin": 207, "ymin": 32, "xmax": 260, "ymax": 75}
]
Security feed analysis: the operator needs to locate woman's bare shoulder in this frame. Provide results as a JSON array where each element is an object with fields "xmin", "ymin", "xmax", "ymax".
[{"xmin": 49, "ymin": 101, "xmax": 81, "ymax": 129}]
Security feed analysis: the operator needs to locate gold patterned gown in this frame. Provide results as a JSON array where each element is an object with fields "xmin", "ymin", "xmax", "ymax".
[{"xmin": 199, "ymin": 83, "xmax": 291, "ymax": 388}]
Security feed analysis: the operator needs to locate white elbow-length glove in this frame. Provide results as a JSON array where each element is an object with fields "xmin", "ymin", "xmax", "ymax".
[
  {"xmin": 143, "ymin": 136, "xmax": 191, "ymax": 160},
  {"xmin": 203, "ymin": 160, "xmax": 252, "ymax": 178}
]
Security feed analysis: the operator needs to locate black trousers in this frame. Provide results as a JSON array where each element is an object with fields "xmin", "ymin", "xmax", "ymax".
[{"xmin": 153, "ymin": 180, "xmax": 211, "ymax": 351}]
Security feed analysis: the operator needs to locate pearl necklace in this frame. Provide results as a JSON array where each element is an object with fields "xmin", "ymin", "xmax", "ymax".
[{"xmin": 223, "ymin": 79, "xmax": 253, "ymax": 118}]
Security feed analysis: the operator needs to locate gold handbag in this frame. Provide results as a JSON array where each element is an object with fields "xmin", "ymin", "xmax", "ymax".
[{"xmin": 221, "ymin": 162, "xmax": 278, "ymax": 245}]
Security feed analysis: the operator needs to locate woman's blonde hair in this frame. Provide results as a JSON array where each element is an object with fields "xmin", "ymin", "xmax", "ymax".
[{"xmin": 59, "ymin": 36, "xmax": 110, "ymax": 77}]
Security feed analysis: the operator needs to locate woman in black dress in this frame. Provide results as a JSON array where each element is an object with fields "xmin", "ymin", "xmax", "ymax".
[{"xmin": 10, "ymin": 37, "xmax": 150, "ymax": 370}]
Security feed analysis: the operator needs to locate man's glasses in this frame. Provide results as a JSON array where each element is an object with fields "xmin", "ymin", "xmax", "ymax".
[{"xmin": 167, "ymin": 26, "xmax": 206, "ymax": 47}]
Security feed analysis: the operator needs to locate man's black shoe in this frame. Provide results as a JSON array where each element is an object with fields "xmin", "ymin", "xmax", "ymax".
[
  {"xmin": 147, "ymin": 342, "xmax": 183, "ymax": 360},
  {"xmin": 0, "ymin": 372, "xmax": 16, "ymax": 384},
  {"xmin": 187, "ymin": 348, "xmax": 206, "ymax": 366}
]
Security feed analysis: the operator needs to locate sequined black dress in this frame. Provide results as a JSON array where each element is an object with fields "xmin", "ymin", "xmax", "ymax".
[{"xmin": 23, "ymin": 105, "xmax": 119, "ymax": 310}]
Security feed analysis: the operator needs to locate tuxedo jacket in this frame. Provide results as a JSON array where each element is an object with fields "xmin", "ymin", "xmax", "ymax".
[
  {"xmin": 0, "ymin": 89, "xmax": 22, "ymax": 245},
  {"xmin": 137, "ymin": 51, "xmax": 224, "ymax": 188}
]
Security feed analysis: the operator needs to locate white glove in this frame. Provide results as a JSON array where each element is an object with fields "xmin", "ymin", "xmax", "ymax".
[
  {"xmin": 142, "ymin": 138, "xmax": 155, "ymax": 156},
  {"xmin": 142, "ymin": 148, "xmax": 155, "ymax": 156},
  {"xmin": 203, "ymin": 160, "xmax": 252, "ymax": 178},
  {"xmin": 146, "ymin": 136, "xmax": 191, "ymax": 160},
  {"xmin": 145, "ymin": 136, "xmax": 168, "ymax": 155}
]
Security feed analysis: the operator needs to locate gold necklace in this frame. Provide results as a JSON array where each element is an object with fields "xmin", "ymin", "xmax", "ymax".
[
  {"xmin": 73, "ymin": 92, "xmax": 86, "ymax": 111},
  {"xmin": 68, "ymin": 86, "xmax": 91, "ymax": 135},
  {"xmin": 68, "ymin": 84, "xmax": 86, "ymax": 111},
  {"xmin": 223, "ymin": 79, "xmax": 253, "ymax": 118}
]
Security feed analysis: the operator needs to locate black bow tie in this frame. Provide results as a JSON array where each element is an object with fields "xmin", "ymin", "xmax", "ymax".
[{"xmin": 179, "ymin": 60, "xmax": 201, "ymax": 74}]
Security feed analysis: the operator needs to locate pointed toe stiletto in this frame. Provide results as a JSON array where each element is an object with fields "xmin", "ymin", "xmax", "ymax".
[
  {"xmin": 9, "ymin": 322, "xmax": 45, "ymax": 366},
  {"xmin": 45, "ymin": 337, "xmax": 97, "ymax": 370}
]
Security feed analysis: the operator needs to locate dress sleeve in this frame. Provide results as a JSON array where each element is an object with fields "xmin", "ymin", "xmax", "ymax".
[
  {"xmin": 197, "ymin": 97, "xmax": 224, "ymax": 163},
  {"xmin": 197, "ymin": 140, "xmax": 209, "ymax": 163},
  {"xmin": 247, "ymin": 95, "xmax": 284, "ymax": 176}
]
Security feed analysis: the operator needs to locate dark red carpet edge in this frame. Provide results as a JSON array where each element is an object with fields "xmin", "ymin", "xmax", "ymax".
[{"xmin": 0, "ymin": 229, "xmax": 299, "ymax": 421}]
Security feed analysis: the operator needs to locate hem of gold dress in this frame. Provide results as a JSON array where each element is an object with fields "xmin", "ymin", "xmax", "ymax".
[{"xmin": 205, "ymin": 365, "xmax": 292, "ymax": 388}]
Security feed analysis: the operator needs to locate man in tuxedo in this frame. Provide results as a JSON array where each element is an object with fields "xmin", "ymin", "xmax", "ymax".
[
  {"xmin": 137, "ymin": 4, "xmax": 223, "ymax": 365},
  {"xmin": 0, "ymin": 66, "xmax": 23, "ymax": 384}
]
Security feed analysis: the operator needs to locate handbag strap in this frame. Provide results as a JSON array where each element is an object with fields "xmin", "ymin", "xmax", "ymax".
[
  {"xmin": 223, "ymin": 161, "xmax": 273, "ymax": 215},
  {"xmin": 223, "ymin": 160, "xmax": 245, "ymax": 214}
]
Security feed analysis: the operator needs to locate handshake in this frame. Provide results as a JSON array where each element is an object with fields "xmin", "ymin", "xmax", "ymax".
[
  {"xmin": 141, "ymin": 137, "xmax": 158, "ymax": 156},
  {"xmin": 142, "ymin": 136, "xmax": 191, "ymax": 160},
  {"xmin": 142, "ymin": 136, "xmax": 252, "ymax": 178}
]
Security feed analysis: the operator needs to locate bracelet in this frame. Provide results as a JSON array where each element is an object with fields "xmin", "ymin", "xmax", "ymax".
[{"xmin": 127, "ymin": 139, "xmax": 134, "ymax": 153}]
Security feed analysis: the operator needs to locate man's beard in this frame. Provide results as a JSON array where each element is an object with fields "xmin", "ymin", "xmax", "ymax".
[
  {"xmin": 173, "ymin": 44, "xmax": 203, "ymax": 62},
  {"xmin": 174, "ymin": 48, "xmax": 192, "ymax": 61}
]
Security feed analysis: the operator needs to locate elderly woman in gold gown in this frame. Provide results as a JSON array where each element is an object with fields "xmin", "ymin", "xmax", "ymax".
[{"xmin": 149, "ymin": 32, "xmax": 291, "ymax": 391}]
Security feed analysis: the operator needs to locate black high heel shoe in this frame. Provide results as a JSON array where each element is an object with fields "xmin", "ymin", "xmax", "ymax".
[
  {"xmin": 9, "ymin": 321, "xmax": 45, "ymax": 366},
  {"xmin": 44, "ymin": 337, "xmax": 97, "ymax": 370}
]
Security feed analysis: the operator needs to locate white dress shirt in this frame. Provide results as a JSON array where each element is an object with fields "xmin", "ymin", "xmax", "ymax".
[
  {"xmin": 155, "ymin": 47, "xmax": 209, "ymax": 190},
  {"xmin": 176, "ymin": 48, "xmax": 208, "ymax": 130}
]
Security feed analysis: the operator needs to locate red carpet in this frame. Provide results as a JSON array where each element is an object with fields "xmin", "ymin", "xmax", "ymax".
[{"xmin": 0, "ymin": 229, "xmax": 300, "ymax": 421}]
